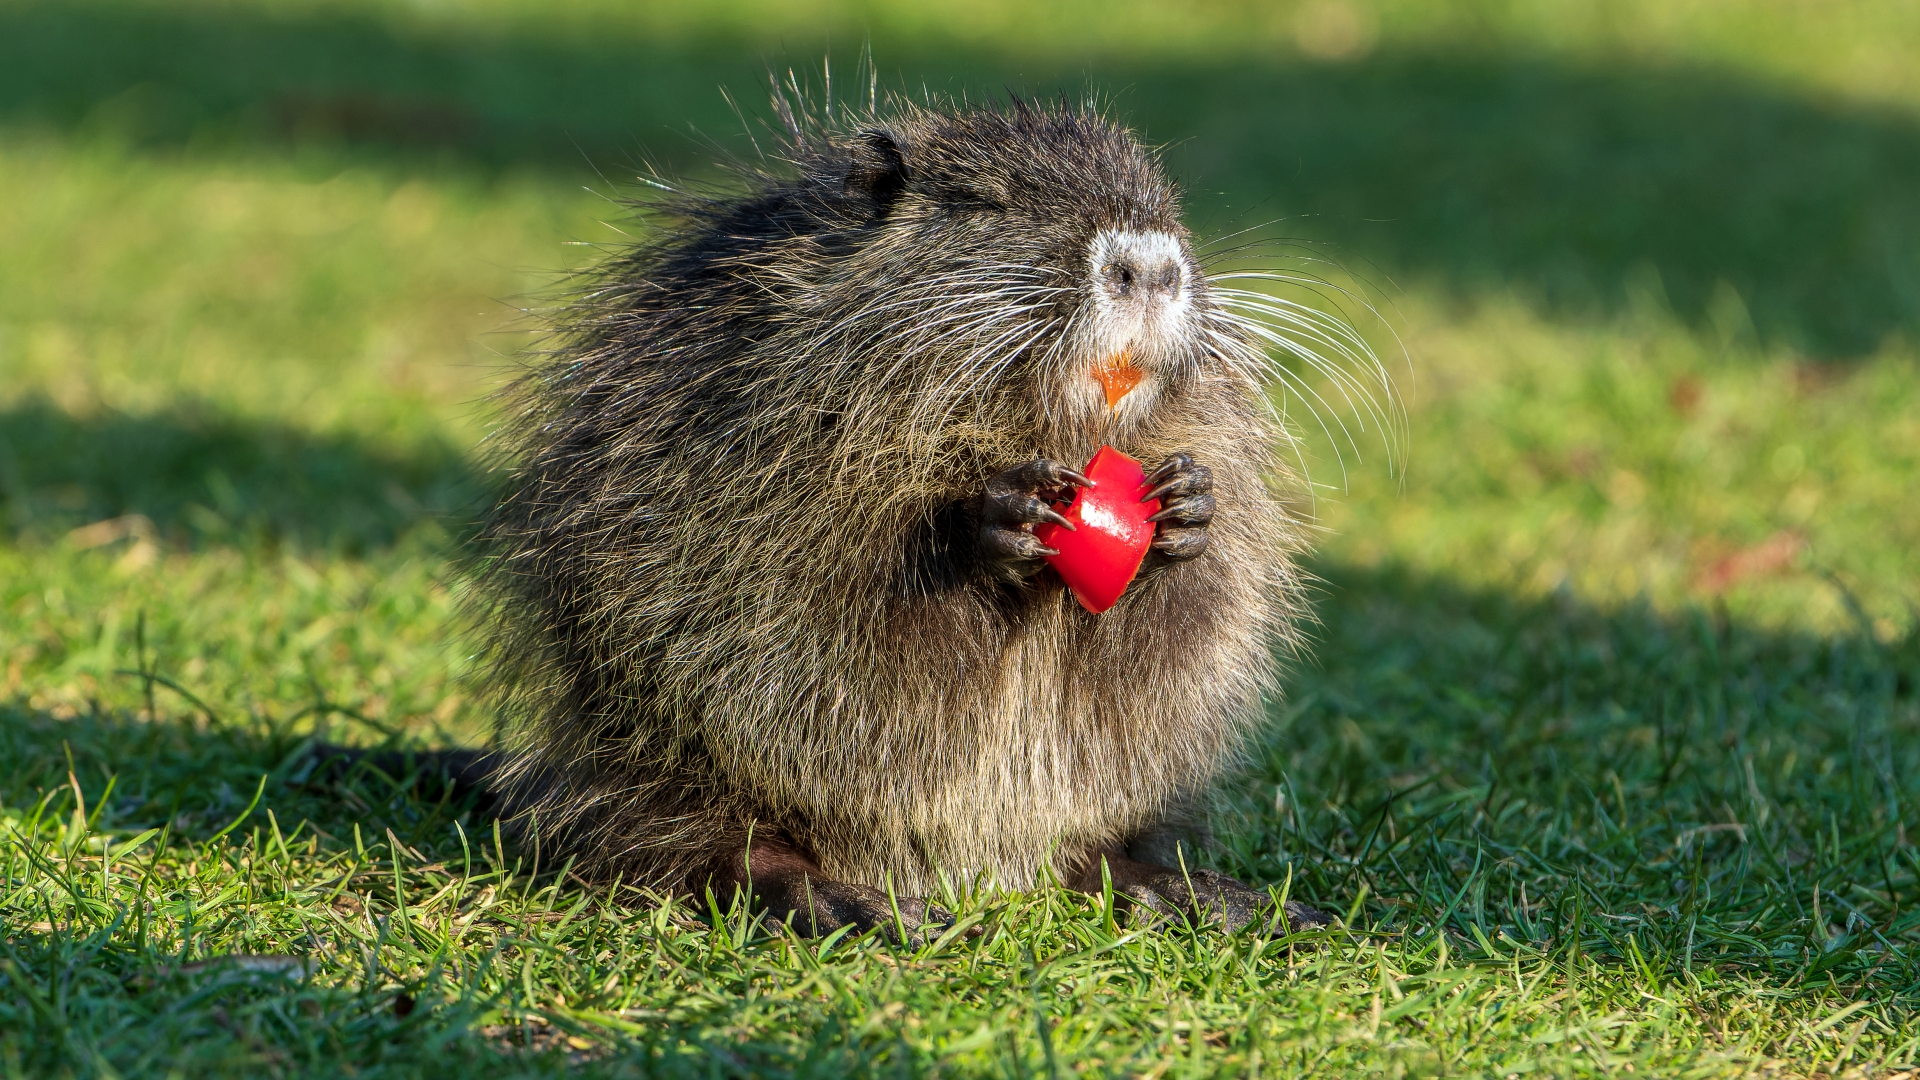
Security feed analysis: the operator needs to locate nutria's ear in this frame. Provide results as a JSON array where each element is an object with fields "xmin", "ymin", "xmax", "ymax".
[{"xmin": 844, "ymin": 129, "xmax": 910, "ymax": 208}]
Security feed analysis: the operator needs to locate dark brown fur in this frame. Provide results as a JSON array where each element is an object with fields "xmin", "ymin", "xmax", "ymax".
[{"xmin": 473, "ymin": 93, "xmax": 1326, "ymax": 934}]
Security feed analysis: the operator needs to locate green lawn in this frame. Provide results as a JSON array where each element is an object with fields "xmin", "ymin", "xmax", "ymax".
[{"xmin": 2, "ymin": 1, "xmax": 1917, "ymax": 1075}]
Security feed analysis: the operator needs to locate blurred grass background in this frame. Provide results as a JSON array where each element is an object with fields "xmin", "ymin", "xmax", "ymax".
[{"xmin": 2, "ymin": 0, "xmax": 1917, "ymax": 1075}]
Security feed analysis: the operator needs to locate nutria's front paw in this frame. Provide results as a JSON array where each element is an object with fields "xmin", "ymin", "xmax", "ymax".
[
  {"xmin": 1143, "ymin": 454, "xmax": 1215, "ymax": 562},
  {"xmin": 1120, "ymin": 867, "xmax": 1332, "ymax": 935},
  {"xmin": 782, "ymin": 879, "xmax": 957, "ymax": 947},
  {"xmin": 977, "ymin": 458, "xmax": 1092, "ymax": 581}
]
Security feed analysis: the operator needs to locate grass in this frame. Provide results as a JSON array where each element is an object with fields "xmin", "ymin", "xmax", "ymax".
[{"xmin": 2, "ymin": 0, "xmax": 1918, "ymax": 1075}]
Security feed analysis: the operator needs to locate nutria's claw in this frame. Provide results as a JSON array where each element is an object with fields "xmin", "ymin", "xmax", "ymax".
[
  {"xmin": 1148, "ymin": 493, "xmax": 1215, "ymax": 525},
  {"xmin": 988, "ymin": 458, "xmax": 1091, "ymax": 504},
  {"xmin": 1036, "ymin": 506, "xmax": 1076, "ymax": 531},
  {"xmin": 1150, "ymin": 528, "xmax": 1209, "ymax": 561},
  {"xmin": 1003, "ymin": 459, "xmax": 1092, "ymax": 491},
  {"xmin": 981, "ymin": 527, "xmax": 1059, "ymax": 562},
  {"xmin": 1141, "ymin": 458, "xmax": 1212, "ymax": 504},
  {"xmin": 1143, "ymin": 453, "xmax": 1196, "ymax": 487}
]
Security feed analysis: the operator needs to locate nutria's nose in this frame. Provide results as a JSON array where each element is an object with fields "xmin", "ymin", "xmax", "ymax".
[{"xmin": 1094, "ymin": 230, "xmax": 1186, "ymax": 306}]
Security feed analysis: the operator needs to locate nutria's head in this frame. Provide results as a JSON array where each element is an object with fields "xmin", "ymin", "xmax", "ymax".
[
  {"xmin": 817, "ymin": 103, "xmax": 1215, "ymax": 432},
  {"xmin": 631, "ymin": 98, "xmax": 1262, "ymax": 454}
]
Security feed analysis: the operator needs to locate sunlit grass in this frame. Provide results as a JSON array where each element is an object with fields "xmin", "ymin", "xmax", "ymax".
[
  {"xmin": 3, "ymin": 0, "xmax": 1918, "ymax": 1074},
  {"xmin": 1314, "ymin": 296, "xmax": 1920, "ymax": 635}
]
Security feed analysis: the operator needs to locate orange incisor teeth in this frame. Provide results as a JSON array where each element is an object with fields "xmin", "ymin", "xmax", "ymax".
[{"xmin": 1096, "ymin": 354, "xmax": 1143, "ymax": 408}]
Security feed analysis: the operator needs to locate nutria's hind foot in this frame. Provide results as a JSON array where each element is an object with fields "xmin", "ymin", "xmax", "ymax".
[
  {"xmin": 716, "ymin": 839, "xmax": 958, "ymax": 947},
  {"xmin": 1071, "ymin": 850, "xmax": 1333, "ymax": 935},
  {"xmin": 1121, "ymin": 867, "xmax": 1333, "ymax": 934},
  {"xmin": 780, "ymin": 879, "xmax": 959, "ymax": 947}
]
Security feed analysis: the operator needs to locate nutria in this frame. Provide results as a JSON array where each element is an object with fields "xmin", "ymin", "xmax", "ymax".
[{"xmin": 469, "ymin": 91, "xmax": 1342, "ymax": 939}]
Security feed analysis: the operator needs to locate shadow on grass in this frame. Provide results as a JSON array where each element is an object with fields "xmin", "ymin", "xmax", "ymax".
[
  {"xmin": 0, "ymin": 397, "xmax": 485, "ymax": 554},
  {"xmin": 0, "ymin": 698, "xmax": 495, "ymax": 876},
  {"xmin": 0, "ymin": 696, "xmax": 525, "ymax": 1074},
  {"xmin": 0, "ymin": 695, "xmax": 634, "ymax": 1075},
  {"xmin": 5, "ymin": 561, "xmax": 1915, "ymax": 995},
  {"xmin": 6, "ymin": 1, "xmax": 1920, "ymax": 357},
  {"xmin": 1223, "ymin": 559, "xmax": 1920, "ymax": 999}
]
